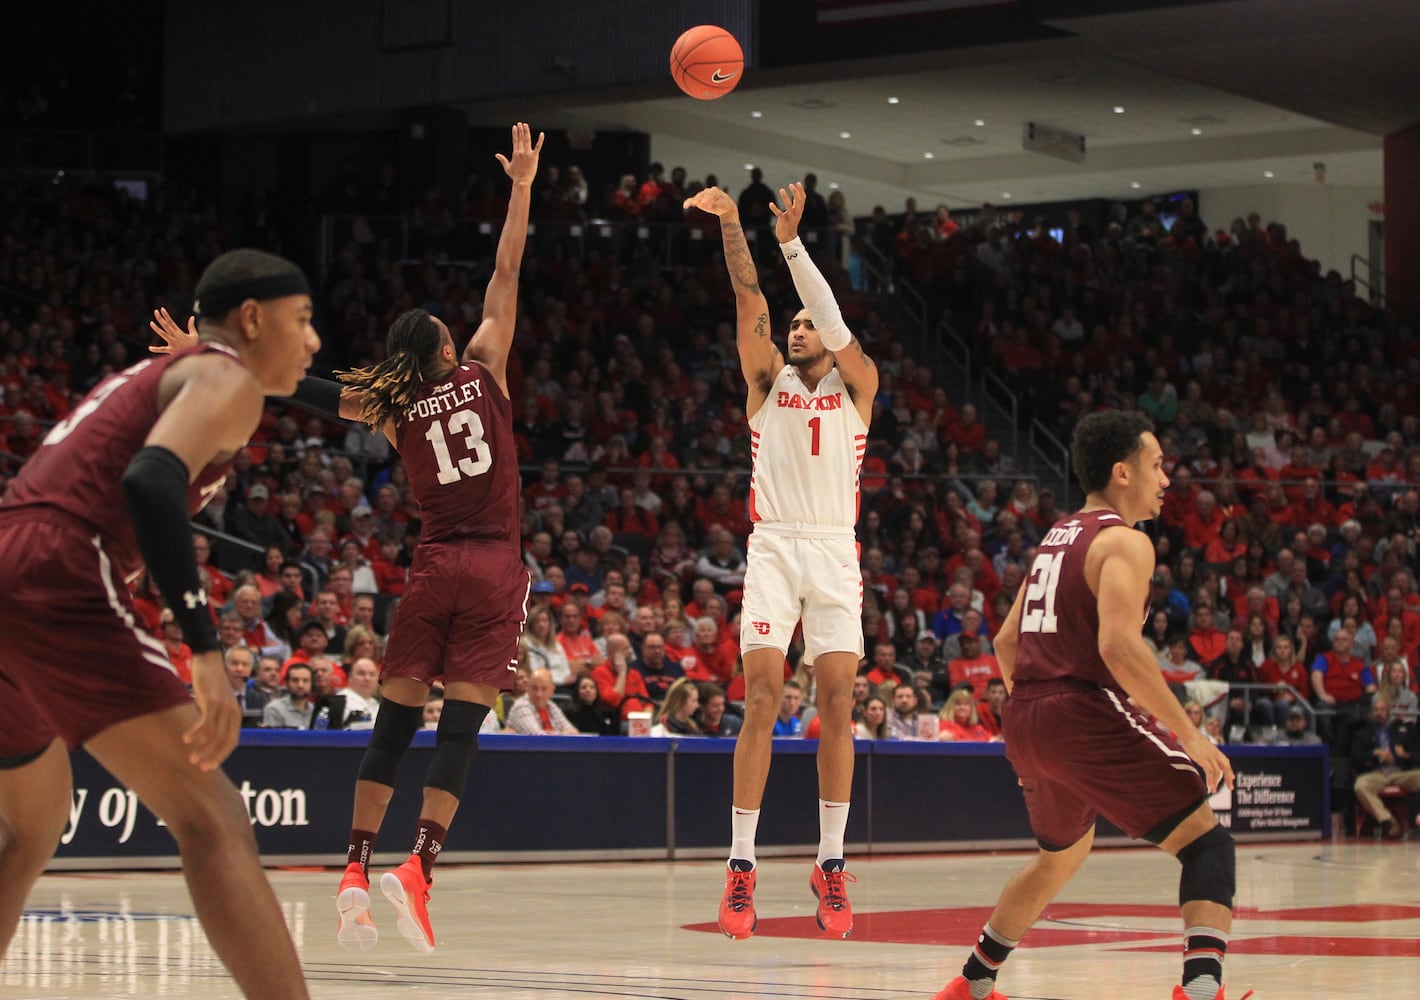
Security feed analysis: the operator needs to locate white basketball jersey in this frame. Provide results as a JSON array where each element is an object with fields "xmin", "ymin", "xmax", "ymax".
[{"xmin": 747, "ymin": 366, "xmax": 868, "ymax": 530}]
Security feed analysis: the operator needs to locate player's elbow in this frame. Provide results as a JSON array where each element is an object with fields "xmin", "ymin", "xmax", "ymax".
[{"xmin": 1096, "ymin": 630, "xmax": 1138, "ymax": 669}]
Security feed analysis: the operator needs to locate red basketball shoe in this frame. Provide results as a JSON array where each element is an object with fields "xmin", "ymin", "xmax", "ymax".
[
  {"xmin": 718, "ymin": 862, "xmax": 758, "ymax": 940},
  {"xmin": 809, "ymin": 860, "xmax": 856, "ymax": 938},
  {"xmin": 380, "ymin": 855, "xmax": 435, "ymax": 953},
  {"xmin": 1171, "ymin": 986, "xmax": 1252, "ymax": 1000},
  {"xmin": 931, "ymin": 976, "xmax": 1008, "ymax": 1000},
  {"xmin": 335, "ymin": 862, "xmax": 377, "ymax": 952}
]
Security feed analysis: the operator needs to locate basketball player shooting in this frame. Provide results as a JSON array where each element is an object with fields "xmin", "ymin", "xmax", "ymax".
[{"xmin": 682, "ymin": 182, "xmax": 877, "ymax": 941}]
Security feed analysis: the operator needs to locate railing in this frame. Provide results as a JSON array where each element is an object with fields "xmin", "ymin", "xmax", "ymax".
[
  {"xmin": 1223, "ymin": 681, "xmax": 1332, "ymax": 743},
  {"xmin": 1029, "ymin": 419, "xmax": 1072, "ymax": 508},
  {"xmin": 978, "ymin": 368, "xmax": 1021, "ymax": 464},
  {"xmin": 0, "ymin": 129, "xmax": 164, "ymax": 175},
  {"xmin": 1350, "ymin": 253, "xmax": 1383, "ymax": 308},
  {"xmin": 188, "ymin": 522, "xmax": 323, "ymax": 602},
  {"xmin": 318, "ymin": 212, "xmax": 852, "ymax": 286}
]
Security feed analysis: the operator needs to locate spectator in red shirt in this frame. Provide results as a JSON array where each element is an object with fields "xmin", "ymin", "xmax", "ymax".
[
  {"xmin": 556, "ymin": 600, "xmax": 601, "ymax": 680},
  {"xmin": 1182, "ymin": 490, "xmax": 1226, "ymax": 553},
  {"xmin": 1186, "ymin": 605, "xmax": 1228, "ymax": 665},
  {"xmin": 1278, "ymin": 446, "xmax": 1321, "ymax": 502},
  {"xmin": 524, "ymin": 458, "xmax": 566, "ymax": 513},
  {"xmin": 1284, "ymin": 478, "xmax": 1337, "ymax": 530},
  {"xmin": 685, "ymin": 616, "xmax": 739, "ymax": 685},
  {"xmin": 605, "ymin": 486, "xmax": 660, "ymax": 540},
  {"xmin": 935, "ymin": 689, "xmax": 993, "ymax": 742},
  {"xmin": 1311, "ymin": 626, "xmax": 1376, "ymax": 737},
  {"xmin": 592, "ymin": 634, "xmax": 655, "ymax": 721},
  {"xmin": 944, "ymin": 402, "xmax": 986, "ymax": 453},
  {"xmin": 946, "ymin": 631, "xmax": 1002, "ymax": 699},
  {"xmin": 1373, "ymin": 586, "xmax": 1420, "ymax": 652}
]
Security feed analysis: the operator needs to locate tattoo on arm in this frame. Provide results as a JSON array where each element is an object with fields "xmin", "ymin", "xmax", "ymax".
[
  {"xmin": 721, "ymin": 221, "xmax": 762, "ymax": 296},
  {"xmin": 755, "ymin": 313, "xmax": 768, "ymax": 338},
  {"xmin": 854, "ymin": 339, "xmax": 875, "ymax": 368}
]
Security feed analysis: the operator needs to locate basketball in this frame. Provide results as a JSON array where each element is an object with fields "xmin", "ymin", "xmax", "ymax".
[{"xmin": 670, "ymin": 25, "xmax": 743, "ymax": 100}]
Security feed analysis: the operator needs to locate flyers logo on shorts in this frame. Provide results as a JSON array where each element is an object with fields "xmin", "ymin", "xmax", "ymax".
[{"xmin": 751, "ymin": 621, "xmax": 771, "ymax": 635}]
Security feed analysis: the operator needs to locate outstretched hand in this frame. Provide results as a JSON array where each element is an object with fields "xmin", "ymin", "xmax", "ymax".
[
  {"xmin": 148, "ymin": 307, "xmax": 199, "ymax": 355},
  {"xmin": 770, "ymin": 182, "xmax": 807, "ymax": 243},
  {"xmin": 496, "ymin": 121, "xmax": 545, "ymax": 185},
  {"xmin": 683, "ymin": 186, "xmax": 738, "ymax": 219}
]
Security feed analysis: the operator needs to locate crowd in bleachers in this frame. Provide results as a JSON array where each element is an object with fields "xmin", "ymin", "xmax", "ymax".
[{"xmin": 4, "ymin": 152, "xmax": 1420, "ymax": 829}]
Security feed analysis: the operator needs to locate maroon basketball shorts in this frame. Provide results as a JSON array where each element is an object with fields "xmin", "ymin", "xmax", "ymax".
[
  {"xmin": 1004, "ymin": 682, "xmax": 1208, "ymax": 850},
  {"xmin": 0, "ymin": 517, "xmax": 192, "ymax": 758},
  {"xmin": 382, "ymin": 540, "xmax": 530, "ymax": 691}
]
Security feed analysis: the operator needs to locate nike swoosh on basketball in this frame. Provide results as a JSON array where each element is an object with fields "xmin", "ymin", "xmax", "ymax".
[{"xmin": 712, "ymin": 69, "xmax": 739, "ymax": 83}]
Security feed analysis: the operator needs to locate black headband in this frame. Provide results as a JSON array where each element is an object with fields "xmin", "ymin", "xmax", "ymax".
[{"xmin": 194, "ymin": 271, "xmax": 311, "ymax": 321}]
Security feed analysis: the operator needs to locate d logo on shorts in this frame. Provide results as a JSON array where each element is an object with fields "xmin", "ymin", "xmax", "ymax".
[{"xmin": 751, "ymin": 621, "xmax": 771, "ymax": 635}]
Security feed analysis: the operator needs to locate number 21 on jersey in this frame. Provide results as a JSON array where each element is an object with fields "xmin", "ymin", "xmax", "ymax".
[
  {"xmin": 1019, "ymin": 551, "xmax": 1063, "ymax": 634},
  {"xmin": 425, "ymin": 411, "xmax": 491, "ymax": 484}
]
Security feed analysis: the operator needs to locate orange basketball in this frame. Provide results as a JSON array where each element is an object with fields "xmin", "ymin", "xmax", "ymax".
[{"xmin": 670, "ymin": 24, "xmax": 744, "ymax": 100}]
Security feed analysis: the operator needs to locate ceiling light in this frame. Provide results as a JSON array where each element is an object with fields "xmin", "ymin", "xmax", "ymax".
[
  {"xmin": 829, "ymin": 182, "xmax": 840, "ymax": 190},
  {"xmin": 743, "ymin": 163, "xmax": 754, "ymax": 170},
  {"xmin": 1130, "ymin": 181, "xmax": 1141, "ymax": 189},
  {"xmin": 1191, "ymin": 127, "xmax": 1203, "ymax": 135},
  {"xmin": 923, "ymin": 152, "xmax": 935, "ymax": 159},
  {"xmin": 1263, "ymin": 170, "xmax": 1275, "ymax": 178},
  {"xmin": 1001, "ymin": 192, "xmax": 1012, "ymax": 200},
  {"xmin": 887, "ymin": 96, "xmax": 900, "ymax": 105},
  {"xmin": 1113, "ymin": 106, "xmax": 1125, "ymax": 114},
  {"xmin": 750, "ymin": 110, "xmax": 763, "ymax": 118},
  {"xmin": 974, "ymin": 119, "xmax": 986, "ymax": 127},
  {"xmin": 839, "ymin": 131, "xmax": 851, "ymax": 139}
]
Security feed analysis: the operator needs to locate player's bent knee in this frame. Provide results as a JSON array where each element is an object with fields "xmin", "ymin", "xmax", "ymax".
[
  {"xmin": 357, "ymin": 700, "xmax": 424, "ymax": 787},
  {"xmin": 424, "ymin": 700, "xmax": 489, "ymax": 797},
  {"xmin": 1176, "ymin": 824, "xmax": 1235, "ymax": 909}
]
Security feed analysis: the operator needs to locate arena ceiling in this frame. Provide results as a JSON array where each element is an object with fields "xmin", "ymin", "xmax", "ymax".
[{"xmin": 460, "ymin": 0, "xmax": 1418, "ymax": 211}]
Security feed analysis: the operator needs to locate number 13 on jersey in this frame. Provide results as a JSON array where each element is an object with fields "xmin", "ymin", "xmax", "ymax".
[
  {"xmin": 1020, "ymin": 551, "xmax": 1063, "ymax": 634},
  {"xmin": 425, "ymin": 411, "xmax": 492, "ymax": 484}
]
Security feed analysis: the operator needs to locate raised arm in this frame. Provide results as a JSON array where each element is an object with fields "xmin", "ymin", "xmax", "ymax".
[
  {"xmin": 771, "ymin": 182, "xmax": 877, "ymax": 426},
  {"xmin": 463, "ymin": 122, "xmax": 545, "ymax": 395},
  {"xmin": 1092, "ymin": 527, "xmax": 1233, "ymax": 792},
  {"xmin": 684, "ymin": 186, "xmax": 779, "ymax": 417}
]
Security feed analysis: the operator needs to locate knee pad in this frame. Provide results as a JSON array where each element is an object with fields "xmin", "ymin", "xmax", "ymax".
[
  {"xmin": 356, "ymin": 700, "xmax": 424, "ymax": 787},
  {"xmin": 1176, "ymin": 824, "xmax": 1235, "ymax": 909},
  {"xmin": 424, "ymin": 700, "xmax": 489, "ymax": 796}
]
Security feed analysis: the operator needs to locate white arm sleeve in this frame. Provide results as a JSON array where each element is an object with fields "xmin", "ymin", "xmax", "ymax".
[{"xmin": 779, "ymin": 236, "xmax": 851, "ymax": 352}]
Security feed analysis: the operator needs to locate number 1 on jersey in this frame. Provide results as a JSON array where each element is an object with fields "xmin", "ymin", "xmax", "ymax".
[
  {"xmin": 808, "ymin": 415, "xmax": 821, "ymax": 456},
  {"xmin": 1019, "ymin": 551, "xmax": 1064, "ymax": 634}
]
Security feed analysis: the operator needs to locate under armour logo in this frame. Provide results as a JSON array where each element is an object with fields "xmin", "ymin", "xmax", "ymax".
[
  {"xmin": 751, "ymin": 621, "xmax": 771, "ymax": 635},
  {"xmin": 786, "ymin": 251, "xmax": 799, "ymax": 260},
  {"xmin": 182, "ymin": 589, "xmax": 208, "ymax": 610}
]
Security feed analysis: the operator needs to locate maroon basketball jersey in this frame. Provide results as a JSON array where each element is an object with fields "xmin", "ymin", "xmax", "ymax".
[
  {"xmin": 0, "ymin": 345, "xmax": 240, "ymax": 582},
  {"xmin": 394, "ymin": 361, "xmax": 518, "ymax": 547},
  {"xmin": 1010, "ymin": 508, "xmax": 1140, "ymax": 693}
]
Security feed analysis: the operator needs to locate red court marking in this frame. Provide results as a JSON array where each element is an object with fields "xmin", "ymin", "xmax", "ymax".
[{"xmin": 683, "ymin": 901, "xmax": 1420, "ymax": 956}]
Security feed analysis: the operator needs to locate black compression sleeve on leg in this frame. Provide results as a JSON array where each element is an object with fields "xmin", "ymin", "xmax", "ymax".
[
  {"xmin": 424, "ymin": 700, "xmax": 489, "ymax": 796},
  {"xmin": 1176, "ymin": 824, "xmax": 1236, "ymax": 909},
  {"xmin": 121, "ymin": 445, "xmax": 219, "ymax": 653},
  {"xmin": 357, "ymin": 700, "xmax": 424, "ymax": 786},
  {"xmin": 279, "ymin": 376, "xmax": 344, "ymax": 421}
]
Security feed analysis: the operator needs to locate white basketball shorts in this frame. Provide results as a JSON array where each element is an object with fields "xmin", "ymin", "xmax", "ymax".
[{"xmin": 738, "ymin": 526, "xmax": 864, "ymax": 663}]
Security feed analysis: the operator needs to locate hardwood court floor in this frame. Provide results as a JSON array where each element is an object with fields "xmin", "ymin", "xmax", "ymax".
[{"xmin": 3, "ymin": 841, "xmax": 1417, "ymax": 999}]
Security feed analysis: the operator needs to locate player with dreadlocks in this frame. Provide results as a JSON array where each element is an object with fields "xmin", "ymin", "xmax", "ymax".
[{"xmin": 151, "ymin": 122, "xmax": 542, "ymax": 955}]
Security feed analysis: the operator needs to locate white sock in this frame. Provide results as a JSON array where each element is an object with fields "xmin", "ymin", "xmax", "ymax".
[
  {"xmin": 730, "ymin": 807, "xmax": 760, "ymax": 867},
  {"xmin": 817, "ymin": 798, "xmax": 850, "ymax": 866}
]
